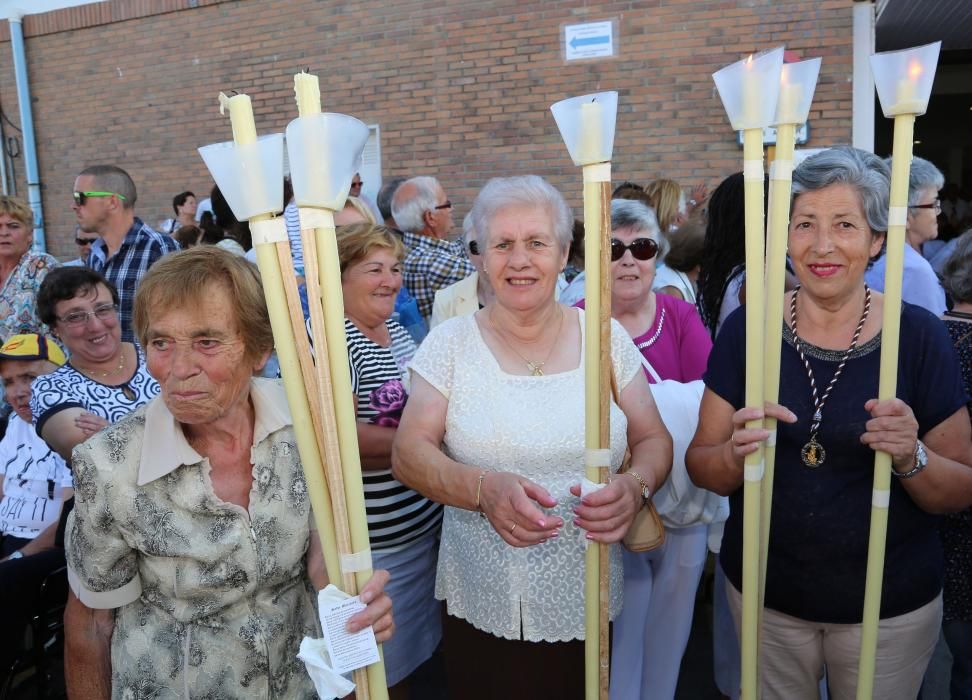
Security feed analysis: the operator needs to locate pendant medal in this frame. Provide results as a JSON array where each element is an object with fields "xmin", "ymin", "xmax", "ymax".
[{"xmin": 801, "ymin": 439, "xmax": 826, "ymax": 468}]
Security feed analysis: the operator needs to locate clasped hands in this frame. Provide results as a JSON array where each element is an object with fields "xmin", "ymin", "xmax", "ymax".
[
  {"xmin": 728, "ymin": 398, "xmax": 920, "ymax": 472},
  {"xmin": 477, "ymin": 470, "xmax": 647, "ymax": 548}
]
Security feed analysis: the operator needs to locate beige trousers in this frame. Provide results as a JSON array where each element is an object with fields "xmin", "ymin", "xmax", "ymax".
[{"xmin": 726, "ymin": 582, "xmax": 941, "ymax": 700}]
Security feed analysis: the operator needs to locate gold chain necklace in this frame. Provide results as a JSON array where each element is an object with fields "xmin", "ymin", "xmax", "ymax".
[
  {"xmin": 489, "ymin": 306, "xmax": 565, "ymax": 376},
  {"xmin": 73, "ymin": 346, "xmax": 125, "ymax": 379}
]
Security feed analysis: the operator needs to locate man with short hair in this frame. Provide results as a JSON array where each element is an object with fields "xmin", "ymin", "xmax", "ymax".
[
  {"xmin": 391, "ymin": 176, "xmax": 473, "ymax": 320},
  {"xmin": 73, "ymin": 165, "xmax": 179, "ymax": 341},
  {"xmin": 377, "ymin": 176, "xmax": 407, "ymax": 229},
  {"xmin": 0, "ymin": 333, "xmax": 72, "ymax": 684}
]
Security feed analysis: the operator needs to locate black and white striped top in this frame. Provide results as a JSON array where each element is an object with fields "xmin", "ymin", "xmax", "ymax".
[{"xmin": 346, "ymin": 318, "xmax": 442, "ymax": 552}]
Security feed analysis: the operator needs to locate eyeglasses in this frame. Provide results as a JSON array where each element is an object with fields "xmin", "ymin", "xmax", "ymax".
[
  {"xmin": 56, "ymin": 303, "xmax": 118, "ymax": 327},
  {"xmin": 351, "ymin": 180, "xmax": 363, "ymax": 188},
  {"xmin": 75, "ymin": 237, "xmax": 97, "ymax": 246},
  {"xmin": 910, "ymin": 199, "xmax": 941, "ymax": 213},
  {"xmin": 433, "ymin": 201, "xmax": 453, "ymax": 210},
  {"xmin": 611, "ymin": 237, "xmax": 659, "ymax": 262},
  {"xmin": 73, "ymin": 191, "xmax": 127, "ymax": 206}
]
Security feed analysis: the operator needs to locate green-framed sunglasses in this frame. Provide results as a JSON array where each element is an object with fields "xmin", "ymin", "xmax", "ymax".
[{"xmin": 73, "ymin": 191, "xmax": 127, "ymax": 206}]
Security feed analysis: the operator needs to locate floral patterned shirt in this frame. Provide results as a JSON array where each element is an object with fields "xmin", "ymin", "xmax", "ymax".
[
  {"xmin": 0, "ymin": 250, "xmax": 58, "ymax": 341},
  {"xmin": 65, "ymin": 378, "xmax": 320, "ymax": 698}
]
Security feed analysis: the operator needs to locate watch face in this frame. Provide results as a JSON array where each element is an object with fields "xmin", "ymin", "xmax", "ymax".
[{"xmin": 916, "ymin": 441, "xmax": 928, "ymax": 467}]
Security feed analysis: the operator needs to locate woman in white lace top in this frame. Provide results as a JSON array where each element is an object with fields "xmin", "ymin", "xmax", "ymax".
[{"xmin": 393, "ymin": 175, "xmax": 672, "ymax": 698}]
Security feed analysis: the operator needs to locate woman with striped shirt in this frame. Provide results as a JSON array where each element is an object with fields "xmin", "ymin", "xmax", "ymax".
[{"xmin": 338, "ymin": 223, "xmax": 444, "ymax": 696}]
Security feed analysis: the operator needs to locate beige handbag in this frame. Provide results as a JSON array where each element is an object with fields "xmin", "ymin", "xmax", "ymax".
[{"xmin": 610, "ymin": 367, "xmax": 665, "ymax": 553}]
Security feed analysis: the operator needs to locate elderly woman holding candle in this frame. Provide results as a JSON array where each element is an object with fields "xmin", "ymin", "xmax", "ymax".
[
  {"xmin": 337, "ymin": 222, "xmax": 444, "ymax": 695},
  {"xmin": 687, "ymin": 146, "xmax": 972, "ymax": 700},
  {"xmin": 63, "ymin": 247, "xmax": 393, "ymax": 699},
  {"xmin": 575, "ymin": 199, "xmax": 712, "ymax": 700},
  {"xmin": 393, "ymin": 175, "xmax": 672, "ymax": 699}
]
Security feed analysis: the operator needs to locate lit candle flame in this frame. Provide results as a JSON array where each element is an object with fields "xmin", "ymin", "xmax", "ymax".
[{"xmin": 909, "ymin": 62, "xmax": 923, "ymax": 80}]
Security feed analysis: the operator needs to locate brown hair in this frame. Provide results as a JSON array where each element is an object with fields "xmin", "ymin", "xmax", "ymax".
[
  {"xmin": 173, "ymin": 225, "xmax": 202, "ymax": 249},
  {"xmin": 133, "ymin": 247, "xmax": 272, "ymax": 359},
  {"xmin": 0, "ymin": 195, "xmax": 33, "ymax": 228},
  {"xmin": 664, "ymin": 219, "xmax": 706, "ymax": 273},
  {"xmin": 336, "ymin": 223, "xmax": 406, "ymax": 274}
]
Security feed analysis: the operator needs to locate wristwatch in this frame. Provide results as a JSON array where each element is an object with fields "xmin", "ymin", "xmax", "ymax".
[
  {"xmin": 893, "ymin": 440, "xmax": 928, "ymax": 479},
  {"xmin": 625, "ymin": 471, "xmax": 651, "ymax": 504}
]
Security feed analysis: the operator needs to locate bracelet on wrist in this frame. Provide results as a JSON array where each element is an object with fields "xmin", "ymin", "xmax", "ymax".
[{"xmin": 475, "ymin": 471, "xmax": 487, "ymax": 518}]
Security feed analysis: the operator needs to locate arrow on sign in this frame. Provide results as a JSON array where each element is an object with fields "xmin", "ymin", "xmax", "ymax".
[{"xmin": 570, "ymin": 35, "xmax": 610, "ymax": 49}]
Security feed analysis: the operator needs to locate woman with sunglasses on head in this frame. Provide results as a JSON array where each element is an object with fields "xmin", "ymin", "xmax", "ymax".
[
  {"xmin": 31, "ymin": 267, "xmax": 159, "ymax": 464},
  {"xmin": 0, "ymin": 196, "xmax": 58, "ymax": 340},
  {"xmin": 576, "ymin": 198, "xmax": 713, "ymax": 700},
  {"xmin": 393, "ymin": 175, "xmax": 672, "ymax": 699}
]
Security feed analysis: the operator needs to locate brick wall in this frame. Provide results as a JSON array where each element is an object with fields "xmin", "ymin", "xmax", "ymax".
[{"xmin": 0, "ymin": 0, "xmax": 854, "ymax": 258}]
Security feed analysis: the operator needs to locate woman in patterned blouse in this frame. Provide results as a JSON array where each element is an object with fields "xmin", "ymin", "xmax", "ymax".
[
  {"xmin": 0, "ymin": 195, "xmax": 58, "ymax": 341},
  {"xmin": 63, "ymin": 248, "xmax": 393, "ymax": 699}
]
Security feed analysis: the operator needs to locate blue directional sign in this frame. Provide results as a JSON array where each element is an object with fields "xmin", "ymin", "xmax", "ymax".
[{"xmin": 564, "ymin": 21, "xmax": 616, "ymax": 62}]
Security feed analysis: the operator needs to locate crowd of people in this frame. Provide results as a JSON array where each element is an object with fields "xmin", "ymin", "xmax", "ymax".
[{"xmin": 0, "ymin": 148, "xmax": 968, "ymax": 700}]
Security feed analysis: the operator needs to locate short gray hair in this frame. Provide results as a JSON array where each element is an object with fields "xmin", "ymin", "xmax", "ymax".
[
  {"xmin": 611, "ymin": 198, "xmax": 668, "ymax": 264},
  {"xmin": 470, "ymin": 175, "xmax": 572, "ymax": 253},
  {"xmin": 942, "ymin": 229, "xmax": 972, "ymax": 303},
  {"xmin": 390, "ymin": 176, "xmax": 440, "ymax": 233},
  {"xmin": 792, "ymin": 146, "xmax": 890, "ymax": 236},
  {"xmin": 884, "ymin": 156, "xmax": 944, "ymax": 207},
  {"xmin": 377, "ymin": 176, "xmax": 407, "ymax": 221}
]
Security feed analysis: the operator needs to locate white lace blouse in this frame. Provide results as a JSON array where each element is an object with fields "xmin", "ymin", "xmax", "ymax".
[{"xmin": 409, "ymin": 309, "xmax": 642, "ymax": 642}]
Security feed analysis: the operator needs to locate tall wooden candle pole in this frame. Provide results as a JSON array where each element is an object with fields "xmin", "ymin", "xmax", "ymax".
[
  {"xmin": 712, "ymin": 47, "xmax": 784, "ymax": 700},
  {"xmin": 583, "ymin": 157, "xmax": 612, "ymax": 700},
  {"xmin": 291, "ymin": 73, "xmax": 389, "ymax": 700},
  {"xmin": 858, "ymin": 42, "xmax": 939, "ymax": 700},
  {"xmin": 758, "ymin": 59, "xmax": 822, "ymax": 616},
  {"xmin": 551, "ymin": 91, "xmax": 617, "ymax": 700},
  {"xmin": 215, "ymin": 93, "xmax": 341, "ymax": 585}
]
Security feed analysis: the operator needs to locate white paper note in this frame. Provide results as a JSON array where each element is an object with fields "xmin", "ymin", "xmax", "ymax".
[{"xmin": 319, "ymin": 595, "xmax": 380, "ymax": 675}]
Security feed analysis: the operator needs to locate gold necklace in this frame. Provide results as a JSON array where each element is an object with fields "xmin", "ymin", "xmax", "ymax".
[
  {"xmin": 73, "ymin": 346, "xmax": 126, "ymax": 379},
  {"xmin": 489, "ymin": 306, "xmax": 565, "ymax": 376}
]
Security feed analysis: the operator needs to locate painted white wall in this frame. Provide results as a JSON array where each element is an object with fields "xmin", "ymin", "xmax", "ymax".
[
  {"xmin": 0, "ymin": 0, "xmax": 104, "ymax": 21},
  {"xmin": 852, "ymin": 0, "xmax": 876, "ymax": 153}
]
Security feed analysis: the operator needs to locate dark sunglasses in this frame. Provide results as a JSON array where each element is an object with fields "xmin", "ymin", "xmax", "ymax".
[
  {"xmin": 73, "ymin": 191, "xmax": 126, "ymax": 206},
  {"xmin": 433, "ymin": 200, "xmax": 453, "ymax": 210},
  {"xmin": 611, "ymin": 237, "xmax": 658, "ymax": 262},
  {"xmin": 75, "ymin": 237, "xmax": 97, "ymax": 246}
]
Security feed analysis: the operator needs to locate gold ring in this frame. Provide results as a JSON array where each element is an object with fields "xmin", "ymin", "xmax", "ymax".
[{"xmin": 510, "ymin": 523, "xmax": 518, "ymax": 535}]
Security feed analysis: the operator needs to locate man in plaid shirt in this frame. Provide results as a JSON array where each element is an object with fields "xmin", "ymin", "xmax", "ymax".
[
  {"xmin": 74, "ymin": 165, "xmax": 179, "ymax": 342},
  {"xmin": 391, "ymin": 176, "xmax": 473, "ymax": 320}
]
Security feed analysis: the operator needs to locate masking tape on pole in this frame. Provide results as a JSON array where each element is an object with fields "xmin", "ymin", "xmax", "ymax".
[
  {"xmin": 766, "ymin": 429, "xmax": 777, "ymax": 448},
  {"xmin": 298, "ymin": 207, "xmax": 334, "ymax": 230},
  {"xmin": 888, "ymin": 206, "xmax": 909, "ymax": 228},
  {"xmin": 250, "ymin": 218, "xmax": 288, "ymax": 246},
  {"xmin": 744, "ymin": 461, "xmax": 765, "ymax": 482},
  {"xmin": 585, "ymin": 448, "xmax": 612, "ymax": 468},
  {"xmin": 770, "ymin": 159, "xmax": 793, "ymax": 181},
  {"xmin": 583, "ymin": 162, "xmax": 612, "ymax": 183},
  {"xmin": 743, "ymin": 160, "xmax": 764, "ymax": 181},
  {"xmin": 340, "ymin": 548, "xmax": 373, "ymax": 574},
  {"xmin": 872, "ymin": 489, "xmax": 891, "ymax": 509}
]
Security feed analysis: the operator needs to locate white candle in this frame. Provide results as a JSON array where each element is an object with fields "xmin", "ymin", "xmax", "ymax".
[
  {"xmin": 577, "ymin": 100, "xmax": 604, "ymax": 165},
  {"xmin": 742, "ymin": 55, "xmax": 760, "ymax": 127}
]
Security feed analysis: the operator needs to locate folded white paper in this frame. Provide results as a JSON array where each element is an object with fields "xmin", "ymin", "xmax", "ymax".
[
  {"xmin": 578, "ymin": 478, "xmax": 607, "ymax": 549},
  {"xmin": 319, "ymin": 587, "xmax": 381, "ymax": 675},
  {"xmin": 298, "ymin": 583, "xmax": 378, "ymax": 699}
]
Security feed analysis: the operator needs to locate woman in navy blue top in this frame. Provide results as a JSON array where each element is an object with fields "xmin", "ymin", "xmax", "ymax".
[{"xmin": 686, "ymin": 146, "xmax": 972, "ymax": 700}]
